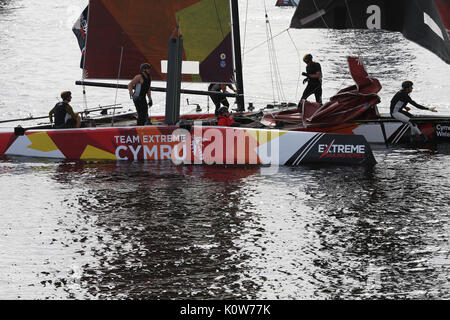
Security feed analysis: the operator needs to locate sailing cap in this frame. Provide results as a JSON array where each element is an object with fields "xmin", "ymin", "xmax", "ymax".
[
  {"xmin": 303, "ymin": 54, "xmax": 313, "ymax": 63},
  {"xmin": 402, "ymin": 80, "xmax": 414, "ymax": 89},
  {"xmin": 61, "ymin": 91, "xmax": 72, "ymax": 100},
  {"xmin": 140, "ymin": 63, "xmax": 152, "ymax": 70}
]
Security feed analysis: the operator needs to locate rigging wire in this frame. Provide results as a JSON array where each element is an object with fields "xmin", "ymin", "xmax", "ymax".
[
  {"xmin": 264, "ymin": 13, "xmax": 277, "ymax": 102},
  {"xmin": 213, "ymin": 0, "xmax": 225, "ymax": 39},
  {"xmin": 312, "ymin": 0, "xmax": 330, "ymax": 29},
  {"xmin": 244, "ymin": 28, "xmax": 289, "ymax": 56},
  {"xmin": 344, "ymin": 0, "xmax": 364, "ymax": 59},
  {"xmin": 308, "ymin": 0, "xmax": 353, "ymax": 97},
  {"xmin": 111, "ymin": 46, "xmax": 124, "ymax": 127},
  {"xmin": 286, "ymin": 29, "xmax": 303, "ymax": 101},
  {"xmin": 269, "ymin": 24, "xmax": 286, "ymax": 102},
  {"xmin": 263, "ymin": 0, "xmax": 286, "ymax": 103},
  {"xmin": 242, "ymin": 0, "xmax": 249, "ymax": 62}
]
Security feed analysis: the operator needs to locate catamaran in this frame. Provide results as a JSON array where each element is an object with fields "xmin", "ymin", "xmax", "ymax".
[
  {"xmin": 74, "ymin": 0, "xmax": 449, "ymax": 145},
  {"xmin": 0, "ymin": 0, "xmax": 377, "ymax": 166}
]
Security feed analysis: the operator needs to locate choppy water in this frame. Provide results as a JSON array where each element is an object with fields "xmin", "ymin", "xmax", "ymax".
[{"xmin": 0, "ymin": 0, "xmax": 449, "ymax": 300}]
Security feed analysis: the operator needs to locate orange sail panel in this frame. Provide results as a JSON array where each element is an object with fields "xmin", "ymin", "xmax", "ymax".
[{"xmin": 84, "ymin": 0, "xmax": 234, "ymax": 83}]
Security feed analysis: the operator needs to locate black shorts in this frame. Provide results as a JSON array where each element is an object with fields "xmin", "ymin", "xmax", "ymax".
[
  {"xmin": 55, "ymin": 118, "xmax": 77, "ymax": 129},
  {"xmin": 210, "ymin": 92, "xmax": 229, "ymax": 108}
]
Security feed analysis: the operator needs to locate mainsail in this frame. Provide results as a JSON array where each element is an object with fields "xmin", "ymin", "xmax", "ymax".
[
  {"xmin": 80, "ymin": 0, "xmax": 235, "ymax": 83},
  {"xmin": 290, "ymin": 0, "xmax": 450, "ymax": 64}
]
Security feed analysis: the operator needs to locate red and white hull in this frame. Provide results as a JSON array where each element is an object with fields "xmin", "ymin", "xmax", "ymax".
[
  {"xmin": 0, "ymin": 125, "xmax": 376, "ymax": 166},
  {"xmin": 261, "ymin": 113, "xmax": 450, "ymax": 144}
]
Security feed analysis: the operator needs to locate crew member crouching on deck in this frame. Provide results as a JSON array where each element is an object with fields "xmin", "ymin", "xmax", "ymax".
[
  {"xmin": 390, "ymin": 81, "xmax": 437, "ymax": 140},
  {"xmin": 217, "ymin": 107, "xmax": 236, "ymax": 127},
  {"xmin": 49, "ymin": 91, "xmax": 81, "ymax": 129}
]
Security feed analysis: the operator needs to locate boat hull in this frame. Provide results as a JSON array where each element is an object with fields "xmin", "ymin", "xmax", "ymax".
[
  {"xmin": 261, "ymin": 114, "xmax": 450, "ymax": 144},
  {"xmin": 0, "ymin": 126, "xmax": 376, "ymax": 166}
]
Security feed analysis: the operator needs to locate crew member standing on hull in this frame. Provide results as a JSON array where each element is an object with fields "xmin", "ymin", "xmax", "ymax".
[
  {"xmin": 390, "ymin": 81, "xmax": 437, "ymax": 140},
  {"xmin": 49, "ymin": 91, "xmax": 81, "ymax": 129},
  {"xmin": 128, "ymin": 63, "xmax": 153, "ymax": 126},
  {"xmin": 300, "ymin": 54, "xmax": 322, "ymax": 105},
  {"xmin": 208, "ymin": 82, "xmax": 237, "ymax": 116}
]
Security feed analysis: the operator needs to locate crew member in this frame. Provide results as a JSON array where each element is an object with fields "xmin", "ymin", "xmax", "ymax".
[
  {"xmin": 217, "ymin": 106, "xmax": 236, "ymax": 127},
  {"xmin": 49, "ymin": 91, "xmax": 81, "ymax": 129},
  {"xmin": 208, "ymin": 83, "xmax": 237, "ymax": 116},
  {"xmin": 390, "ymin": 81, "xmax": 437, "ymax": 139},
  {"xmin": 128, "ymin": 63, "xmax": 153, "ymax": 126},
  {"xmin": 300, "ymin": 54, "xmax": 322, "ymax": 104}
]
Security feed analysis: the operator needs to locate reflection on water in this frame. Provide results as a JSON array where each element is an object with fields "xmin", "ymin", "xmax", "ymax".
[
  {"xmin": 298, "ymin": 157, "xmax": 450, "ymax": 299},
  {"xmin": 52, "ymin": 162, "xmax": 261, "ymax": 299},
  {"xmin": 1, "ymin": 152, "xmax": 449, "ymax": 299}
]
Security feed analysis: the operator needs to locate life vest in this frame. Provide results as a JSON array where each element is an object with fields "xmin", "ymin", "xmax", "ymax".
[
  {"xmin": 53, "ymin": 102, "xmax": 71, "ymax": 127},
  {"xmin": 133, "ymin": 73, "xmax": 151, "ymax": 101},
  {"xmin": 218, "ymin": 115, "xmax": 235, "ymax": 127}
]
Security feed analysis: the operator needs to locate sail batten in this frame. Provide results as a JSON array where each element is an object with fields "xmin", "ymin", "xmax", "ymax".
[
  {"xmin": 290, "ymin": 0, "xmax": 450, "ymax": 64},
  {"xmin": 81, "ymin": 0, "xmax": 235, "ymax": 83},
  {"xmin": 276, "ymin": 0, "xmax": 299, "ymax": 7}
]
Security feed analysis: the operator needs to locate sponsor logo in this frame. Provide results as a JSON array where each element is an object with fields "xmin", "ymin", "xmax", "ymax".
[
  {"xmin": 436, "ymin": 124, "xmax": 450, "ymax": 138},
  {"xmin": 114, "ymin": 134, "xmax": 186, "ymax": 161},
  {"xmin": 318, "ymin": 140, "xmax": 366, "ymax": 159},
  {"xmin": 366, "ymin": 5, "xmax": 381, "ymax": 29},
  {"xmin": 112, "ymin": 127, "xmax": 273, "ymax": 166}
]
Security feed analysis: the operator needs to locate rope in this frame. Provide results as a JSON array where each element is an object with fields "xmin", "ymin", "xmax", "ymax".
[
  {"xmin": 264, "ymin": 12, "xmax": 276, "ymax": 102},
  {"xmin": 263, "ymin": 0, "xmax": 286, "ymax": 103},
  {"xmin": 268, "ymin": 19, "xmax": 286, "ymax": 102}
]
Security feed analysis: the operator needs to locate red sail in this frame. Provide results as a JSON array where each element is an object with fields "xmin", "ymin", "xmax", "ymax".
[
  {"xmin": 83, "ymin": 0, "xmax": 234, "ymax": 83},
  {"xmin": 435, "ymin": 0, "xmax": 450, "ymax": 40},
  {"xmin": 303, "ymin": 57, "xmax": 382, "ymax": 126}
]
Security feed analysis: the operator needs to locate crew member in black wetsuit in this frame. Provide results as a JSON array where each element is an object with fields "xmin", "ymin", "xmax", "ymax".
[
  {"xmin": 300, "ymin": 54, "xmax": 322, "ymax": 105},
  {"xmin": 390, "ymin": 81, "xmax": 437, "ymax": 139},
  {"xmin": 208, "ymin": 82, "xmax": 237, "ymax": 116},
  {"xmin": 128, "ymin": 63, "xmax": 153, "ymax": 126},
  {"xmin": 49, "ymin": 91, "xmax": 81, "ymax": 129}
]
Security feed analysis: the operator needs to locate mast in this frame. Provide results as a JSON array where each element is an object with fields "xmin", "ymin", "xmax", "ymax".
[
  {"xmin": 164, "ymin": 34, "xmax": 183, "ymax": 125},
  {"xmin": 231, "ymin": 0, "xmax": 245, "ymax": 112}
]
